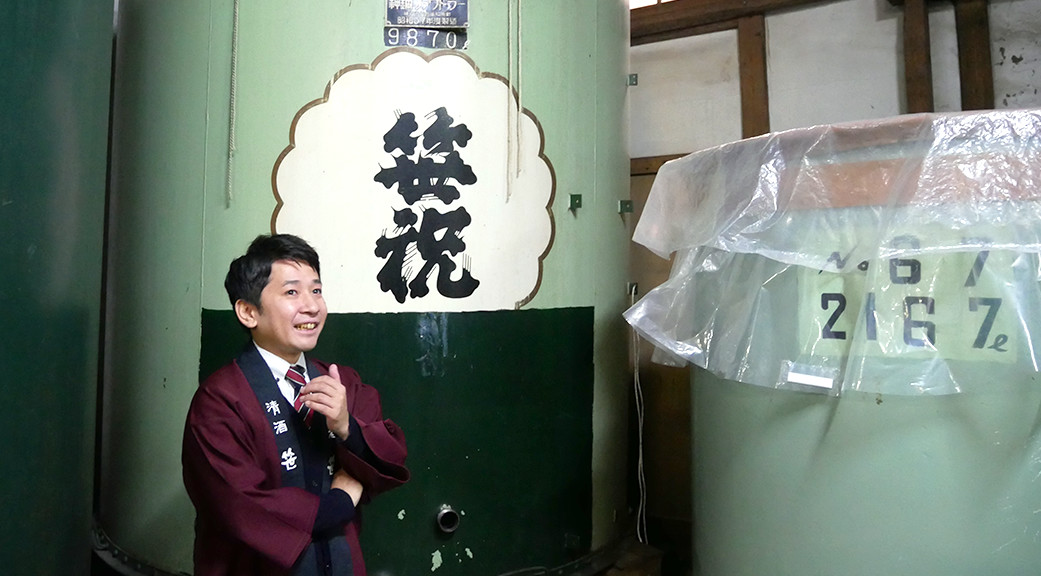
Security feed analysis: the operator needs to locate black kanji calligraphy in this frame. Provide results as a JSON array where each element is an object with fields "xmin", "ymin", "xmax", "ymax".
[{"xmin": 373, "ymin": 107, "xmax": 480, "ymax": 303}]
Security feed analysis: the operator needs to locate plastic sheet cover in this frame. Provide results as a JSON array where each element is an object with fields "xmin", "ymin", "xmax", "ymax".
[{"xmin": 624, "ymin": 109, "xmax": 1041, "ymax": 395}]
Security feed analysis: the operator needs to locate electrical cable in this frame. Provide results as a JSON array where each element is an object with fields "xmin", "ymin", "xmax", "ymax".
[
  {"xmin": 630, "ymin": 283, "xmax": 648, "ymax": 544},
  {"xmin": 225, "ymin": 0, "xmax": 240, "ymax": 207}
]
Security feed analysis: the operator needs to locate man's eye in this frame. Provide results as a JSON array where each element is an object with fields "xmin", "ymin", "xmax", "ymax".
[
  {"xmin": 313, "ymin": 288, "xmax": 322, "ymax": 295},
  {"xmin": 286, "ymin": 289, "xmax": 297, "ymax": 296}
]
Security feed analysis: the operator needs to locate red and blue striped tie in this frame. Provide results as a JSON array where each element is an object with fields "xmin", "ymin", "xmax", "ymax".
[{"xmin": 286, "ymin": 365, "xmax": 314, "ymax": 428}]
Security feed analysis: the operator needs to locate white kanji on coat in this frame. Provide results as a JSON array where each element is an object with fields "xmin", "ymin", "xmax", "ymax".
[{"xmin": 281, "ymin": 448, "xmax": 298, "ymax": 471}]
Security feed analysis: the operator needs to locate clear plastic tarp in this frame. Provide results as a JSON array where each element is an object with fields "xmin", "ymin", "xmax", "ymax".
[{"xmin": 624, "ymin": 109, "xmax": 1041, "ymax": 395}]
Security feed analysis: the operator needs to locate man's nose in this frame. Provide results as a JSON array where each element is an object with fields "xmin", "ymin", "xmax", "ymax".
[{"xmin": 301, "ymin": 291, "xmax": 320, "ymax": 312}]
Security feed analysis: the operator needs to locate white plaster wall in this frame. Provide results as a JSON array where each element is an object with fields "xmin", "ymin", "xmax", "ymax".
[
  {"xmin": 768, "ymin": 0, "xmax": 960, "ymax": 130},
  {"xmin": 629, "ymin": 31, "xmax": 742, "ymax": 158},
  {"xmin": 929, "ymin": 4, "xmax": 962, "ymax": 113},
  {"xmin": 768, "ymin": 0, "xmax": 904, "ymax": 130},
  {"xmin": 629, "ymin": 0, "xmax": 1041, "ymax": 157},
  {"xmin": 992, "ymin": 0, "xmax": 1041, "ymax": 108}
]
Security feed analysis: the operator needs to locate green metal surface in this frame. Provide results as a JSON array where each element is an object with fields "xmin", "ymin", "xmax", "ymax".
[
  {"xmin": 692, "ymin": 368, "xmax": 1041, "ymax": 576},
  {"xmin": 201, "ymin": 307, "xmax": 594, "ymax": 575},
  {"xmin": 103, "ymin": 1, "xmax": 628, "ymax": 573},
  {"xmin": 0, "ymin": 0, "xmax": 112, "ymax": 573},
  {"xmin": 194, "ymin": 0, "xmax": 632, "ymax": 314},
  {"xmin": 99, "ymin": 2, "xmax": 212, "ymax": 570}
]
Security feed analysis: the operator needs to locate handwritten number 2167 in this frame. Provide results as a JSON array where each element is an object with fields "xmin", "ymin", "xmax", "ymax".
[{"xmin": 819, "ymin": 251, "xmax": 1005, "ymax": 350}]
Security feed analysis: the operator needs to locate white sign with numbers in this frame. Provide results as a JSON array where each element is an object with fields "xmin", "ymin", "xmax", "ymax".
[{"xmin": 800, "ymin": 239, "xmax": 1020, "ymax": 364}]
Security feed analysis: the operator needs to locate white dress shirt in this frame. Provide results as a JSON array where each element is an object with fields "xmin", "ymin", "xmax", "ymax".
[{"xmin": 253, "ymin": 342, "xmax": 308, "ymax": 405}]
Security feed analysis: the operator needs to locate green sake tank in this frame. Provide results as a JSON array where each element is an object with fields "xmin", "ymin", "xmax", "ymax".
[
  {"xmin": 101, "ymin": 2, "xmax": 630, "ymax": 575},
  {"xmin": 1, "ymin": 0, "xmax": 111, "ymax": 573},
  {"xmin": 692, "ymin": 366, "xmax": 1041, "ymax": 576},
  {"xmin": 626, "ymin": 111, "xmax": 1041, "ymax": 576}
]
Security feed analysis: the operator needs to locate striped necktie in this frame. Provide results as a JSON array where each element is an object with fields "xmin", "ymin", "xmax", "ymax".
[{"xmin": 286, "ymin": 365, "xmax": 314, "ymax": 427}]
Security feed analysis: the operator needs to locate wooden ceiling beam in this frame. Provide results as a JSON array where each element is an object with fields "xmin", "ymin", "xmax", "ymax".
[
  {"xmin": 631, "ymin": 0, "xmax": 833, "ymax": 42},
  {"xmin": 632, "ymin": 20, "xmax": 737, "ymax": 47}
]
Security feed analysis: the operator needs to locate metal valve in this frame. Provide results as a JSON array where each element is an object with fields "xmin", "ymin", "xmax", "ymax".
[{"xmin": 436, "ymin": 504, "xmax": 460, "ymax": 534}]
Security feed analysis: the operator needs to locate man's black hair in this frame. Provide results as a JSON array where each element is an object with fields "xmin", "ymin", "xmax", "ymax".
[{"xmin": 225, "ymin": 234, "xmax": 321, "ymax": 309}]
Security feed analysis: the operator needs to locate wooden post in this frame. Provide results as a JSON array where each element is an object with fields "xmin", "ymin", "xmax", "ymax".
[
  {"xmin": 903, "ymin": 0, "xmax": 934, "ymax": 113},
  {"xmin": 954, "ymin": 0, "xmax": 994, "ymax": 109},
  {"xmin": 738, "ymin": 15, "xmax": 770, "ymax": 138}
]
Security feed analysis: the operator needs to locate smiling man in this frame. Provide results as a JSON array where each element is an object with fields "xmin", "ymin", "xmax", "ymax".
[{"xmin": 182, "ymin": 234, "xmax": 409, "ymax": 576}]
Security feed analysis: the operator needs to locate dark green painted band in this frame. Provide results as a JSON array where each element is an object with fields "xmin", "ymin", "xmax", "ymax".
[{"xmin": 200, "ymin": 307, "xmax": 594, "ymax": 575}]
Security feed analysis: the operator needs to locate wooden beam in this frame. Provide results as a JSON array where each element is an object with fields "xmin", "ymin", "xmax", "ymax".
[
  {"xmin": 631, "ymin": 154, "xmax": 686, "ymax": 176},
  {"xmin": 903, "ymin": 0, "xmax": 935, "ymax": 112},
  {"xmin": 954, "ymin": 0, "xmax": 994, "ymax": 109},
  {"xmin": 631, "ymin": 20, "xmax": 737, "ymax": 47},
  {"xmin": 886, "ymin": 0, "xmax": 946, "ymax": 5},
  {"xmin": 631, "ymin": 0, "xmax": 833, "ymax": 42},
  {"xmin": 738, "ymin": 15, "xmax": 770, "ymax": 138}
]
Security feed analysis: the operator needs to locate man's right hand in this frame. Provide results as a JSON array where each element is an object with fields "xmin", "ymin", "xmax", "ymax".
[{"xmin": 332, "ymin": 468, "xmax": 363, "ymax": 506}]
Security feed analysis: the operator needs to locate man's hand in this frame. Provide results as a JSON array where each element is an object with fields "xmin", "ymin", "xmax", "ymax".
[
  {"xmin": 332, "ymin": 468, "xmax": 363, "ymax": 506},
  {"xmin": 301, "ymin": 364, "xmax": 351, "ymax": 439}
]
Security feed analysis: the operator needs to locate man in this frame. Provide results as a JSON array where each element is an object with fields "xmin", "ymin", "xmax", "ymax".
[{"xmin": 182, "ymin": 234, "xmax": 409, "ymax": 576}]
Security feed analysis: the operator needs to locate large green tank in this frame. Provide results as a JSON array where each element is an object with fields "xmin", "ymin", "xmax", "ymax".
[
  {"xmin": 627, "ymin": 110, "xmax": 1041, "ymax": 576},
  {"xmin": 0, "ymin": 0, "xmax": 112, "ymax": 574},
  {"xmin": 101, "ymin": 2, "xmax": 630, "ymax": 574}
]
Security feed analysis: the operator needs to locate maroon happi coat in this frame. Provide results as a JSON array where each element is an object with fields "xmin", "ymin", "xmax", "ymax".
[{"xmin": 182, "ymin": 350, "xmax": 409, "ymax": 576}]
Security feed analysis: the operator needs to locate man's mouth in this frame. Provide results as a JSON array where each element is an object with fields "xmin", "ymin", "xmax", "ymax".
[{"xmin": 295, "ymin": 323, "xmax": 318, "ymax": 330}]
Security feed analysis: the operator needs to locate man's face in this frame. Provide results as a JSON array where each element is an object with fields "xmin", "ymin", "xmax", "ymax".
[{"xmin": 236, "ymin": 259, "xmax": 327, "ymax": 364}]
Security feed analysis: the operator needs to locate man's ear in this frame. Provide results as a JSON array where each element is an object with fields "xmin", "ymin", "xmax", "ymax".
[{"xmin": 234, "ymin": 299, "xmax": 260, "ymax": 329}]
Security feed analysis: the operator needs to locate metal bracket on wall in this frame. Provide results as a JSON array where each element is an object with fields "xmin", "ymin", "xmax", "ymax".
[{"xmin": 569, "ymin": 194, "xmax": 583, "ymax": 211}]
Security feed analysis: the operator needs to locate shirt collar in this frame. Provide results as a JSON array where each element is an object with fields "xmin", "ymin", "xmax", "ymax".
[{"xmin": 253, "ymin": 342, "xmax": 306, "ymax": 381}]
